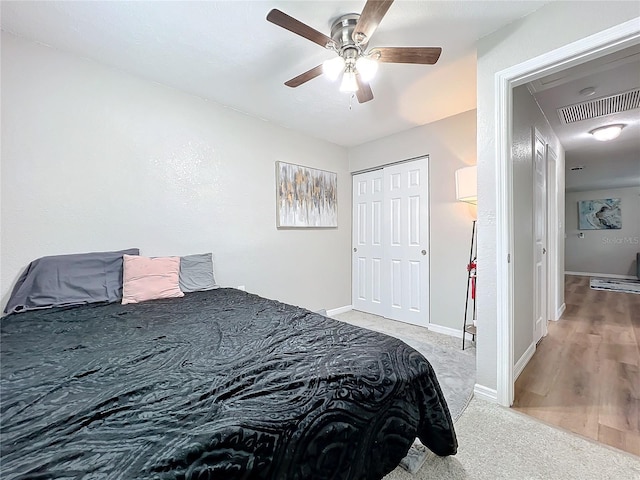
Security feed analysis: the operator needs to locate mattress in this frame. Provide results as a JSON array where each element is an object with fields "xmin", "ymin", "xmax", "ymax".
[{"xmin": 1, "ymin": 288, "xmax": 456, "ymax": 479}]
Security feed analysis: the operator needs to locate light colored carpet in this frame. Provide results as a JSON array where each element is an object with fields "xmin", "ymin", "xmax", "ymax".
[{"xmin": 384, "ymin": 397, "xmax": 640, "ymax": 480}]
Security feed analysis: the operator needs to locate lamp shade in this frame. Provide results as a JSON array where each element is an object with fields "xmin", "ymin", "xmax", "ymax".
[
  {"xmin": 323, "ymin": 56, "xmax": 345, "ymax": 81},
  {"xmin": 339, "ymin": 70, "xmax": 359, "ymax": 92},
  {"xmin": 356, "ymin": 56, "xmax": 378, "ymax": 82},
  {"xmin": 455, "ymin": 166, "xmax": 477, "ymax": 204}
]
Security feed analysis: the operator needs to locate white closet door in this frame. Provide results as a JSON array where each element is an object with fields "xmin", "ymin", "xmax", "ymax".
[
  {"xmin": 352, "ymin": 170, "xmax": 385, "ymax": 316},
  {"xmin": 351, "ymin": 158, "xmax": 429, "ymax": 327},
  {"xmin": 383, "ymin": 160, "xmax": 429, "ymax": 326}
]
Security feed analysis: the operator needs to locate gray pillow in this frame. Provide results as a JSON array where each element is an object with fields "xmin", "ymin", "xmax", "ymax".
[
  {"xmin": 179, "ymin": 253, "xmax": 218, "ymax": 293},
  {"xmin": 4, "ymin": 248, "xmax": 139, "ymax": 314}
]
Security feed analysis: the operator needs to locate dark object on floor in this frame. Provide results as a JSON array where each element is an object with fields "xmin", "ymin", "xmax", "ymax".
[
  {"xmin": 590, "ymin": 277, "xmax": 640, "ymax": 294},
  {"xmin": 1, "ymin": 289, "xmax": 456, "ymax": 479}
]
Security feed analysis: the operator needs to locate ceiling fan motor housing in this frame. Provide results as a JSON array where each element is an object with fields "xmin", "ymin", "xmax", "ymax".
[{"xmin": 330, "ymin": 14, "xmax": 363, "ymax": 59}]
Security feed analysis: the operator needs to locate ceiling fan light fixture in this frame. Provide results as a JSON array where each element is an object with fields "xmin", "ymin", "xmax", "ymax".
[
  {"xmin": 323, "ymin": 56, "xmax": 346, "ymax": 81},
  {"xmin": 356, "ymin": 56, "xmax": 378, "ymax": 82},
  {"xmin": 266, "ymin": 1, "xmax": 443, "ymax": 104},
  {"xmin": 340, "ymin": 70, "xmax": 359, "ymax": 93},
  {"xmin": 590, "ymin": 124, "xmax": 625, "ymax": 141}
]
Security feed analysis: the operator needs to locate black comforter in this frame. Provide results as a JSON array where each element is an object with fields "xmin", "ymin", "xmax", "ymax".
[{"xmin": 1, "ymin": 289, "xmax": 457, "ymax": 479}]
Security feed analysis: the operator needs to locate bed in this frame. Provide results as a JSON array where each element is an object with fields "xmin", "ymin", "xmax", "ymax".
[{"xmin": 1, "ymin": 252, "xmax": 457, "ymax": 479}]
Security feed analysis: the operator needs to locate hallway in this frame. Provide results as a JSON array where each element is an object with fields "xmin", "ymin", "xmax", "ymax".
[{"xmin": 512, "ymin": 274, "xmax": 640, "ymax": 456}]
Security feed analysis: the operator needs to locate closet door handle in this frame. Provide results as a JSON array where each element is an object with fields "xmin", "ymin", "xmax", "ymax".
[{"xmin": 421, "ymin": 250, "xmax": 427, "ymax": 255}]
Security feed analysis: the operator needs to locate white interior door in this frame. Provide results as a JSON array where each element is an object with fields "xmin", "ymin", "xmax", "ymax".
[
  {"xmin": 352, "ymin": 159, "xmax": 429, "ymax": 326},
  {"xmin": 533, "ymin": 132, "xmax": 548, "ymax": 342},
  {"xmin": 383, "ymin": 160, "xmax": 429, "ymax": 326},
  {"xmin": 352, "ymin": 170, "xmax": 384, "ymax": 316}
]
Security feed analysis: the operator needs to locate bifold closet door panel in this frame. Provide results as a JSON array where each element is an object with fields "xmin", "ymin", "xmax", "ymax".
[
  {"xmin": 383, "ymin": 160, "xmax": 429, "ymax": 326},
  {"xmin": 352, "ymin": 169, "xmax": 385, "ymax": 316}
]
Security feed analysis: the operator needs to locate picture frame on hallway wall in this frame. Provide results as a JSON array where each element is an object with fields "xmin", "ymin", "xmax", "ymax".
[
  {"xmin": 276, "ymin": 161, "xmax": 337, "ymax": 228},
  {"xmin": 578, "ymin": 198, "xmax": 621, "ymax": 230}
]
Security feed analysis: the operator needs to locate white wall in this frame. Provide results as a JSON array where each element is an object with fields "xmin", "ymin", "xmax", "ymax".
[
  {"xmin": 511, "ymin": 85, "xmax": 564, "ymax": 364},
  {"xmin": 0, "ymin": 32, "xmax": 351, "ymax": 312},
  {"xmin": 565, "ymin": 186, "xmax": 640, "ymax": 277},
  {"xmin": 476, "ymin": 2, "xmax": 639, "ymax": 393},
  {"xmin": 348, "ymin": 109, "xmax": 477, "ymax": 333}
]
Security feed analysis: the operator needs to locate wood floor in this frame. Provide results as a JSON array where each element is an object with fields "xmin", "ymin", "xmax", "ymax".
[{"xmin": 512, "ymin": 274, "xmax": 640, "ymax": 456}]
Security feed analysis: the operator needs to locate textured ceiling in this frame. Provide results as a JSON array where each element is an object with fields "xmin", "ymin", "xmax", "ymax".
[
  {"xmin": 0, "ymin": 0, "xmax": 549, "ymax": 147},
  {"xmin": 530, "ymin": 45, "xmax": 640, "ymax": 192}
]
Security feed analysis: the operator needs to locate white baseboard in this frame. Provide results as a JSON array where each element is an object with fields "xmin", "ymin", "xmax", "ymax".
[
  {"xmin": 514, "ymin": 342, "xmax": 536, "ymax": 381},
  {"xmin": 326, "ymin": 305, "xmax": 352, "ymax": 317},
  {"xmin": 427, "ymin": 323, "xmax": 463, "ymax": 338},
  {"xmin": 555, "ymin": 303, "xmax": 566, "ymax": 321},
  {"xmin": 473, "ymin": 384, "xmax": 497, "ymax": 403},
  {"xmin": 565, "ymin": 271, "xmax": 638, "ymax": 280}
]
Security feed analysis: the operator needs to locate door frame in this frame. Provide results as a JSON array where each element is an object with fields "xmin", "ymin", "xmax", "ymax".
[
  {"xmin": 546, "ymin": 145, "xmax": 558, "ymax": 322},
  {"xmin": 494, "ymin": 19, "xmax": 640, "ymax": 406}
]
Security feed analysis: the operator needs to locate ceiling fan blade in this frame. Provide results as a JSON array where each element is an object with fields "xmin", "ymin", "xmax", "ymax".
[
  {"xmin": 372, "ymin": 47, "xmax": 442, "ymax": 64},
  {"xmin": 356, "ymin": 75, "xmax": 374, "ymax": 103},
  {"xmin": 353, "ymin": 0, "xmax": 394, "ymax": 45},
  {"xmin": 267, "ymin": 9, "xmax": 334, "ymax": 49},
  {"xmin": 284, "ymin": 65, "xmax": 324, "ymax": 88}
]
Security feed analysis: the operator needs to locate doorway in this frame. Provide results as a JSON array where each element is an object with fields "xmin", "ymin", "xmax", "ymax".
[{"xmin": 494, "ymin": 20, "xmax": 640, "ymax": 406}]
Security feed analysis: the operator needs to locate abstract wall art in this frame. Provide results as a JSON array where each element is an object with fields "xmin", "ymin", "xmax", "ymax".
[
  {"xmin": 276, "ymin": 162, "xmax": 337, "ymax": 228},
  {"xmin": 578, "ymin": 198, "xmax": 622, "ymax": 230}
]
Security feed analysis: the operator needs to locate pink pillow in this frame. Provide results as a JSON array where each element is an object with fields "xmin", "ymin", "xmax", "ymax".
[{"xmin": 121, "ymin": 255, "xmax": 184, "ymax": 305}]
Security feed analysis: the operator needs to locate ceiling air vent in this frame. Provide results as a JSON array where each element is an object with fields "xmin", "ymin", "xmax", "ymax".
[{"xmin": 557, "ymin": 88, "xmax": 640, "ymax": 124}]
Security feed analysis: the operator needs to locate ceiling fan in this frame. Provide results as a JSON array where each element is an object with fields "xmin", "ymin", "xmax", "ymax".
[{"xmin": 266, "ymin": 0, "xmax": 442, "ymax": 104}]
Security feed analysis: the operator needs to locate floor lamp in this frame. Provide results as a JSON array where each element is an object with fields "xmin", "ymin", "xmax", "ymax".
[{"xmin": 455, "ymin": 166, "xmax": 477, "ymax": 350}]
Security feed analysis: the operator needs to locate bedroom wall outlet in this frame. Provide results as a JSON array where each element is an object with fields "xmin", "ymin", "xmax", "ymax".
[{"xmin": 237, "ymin": 285, "xmax": 246, "ymax": 291}]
